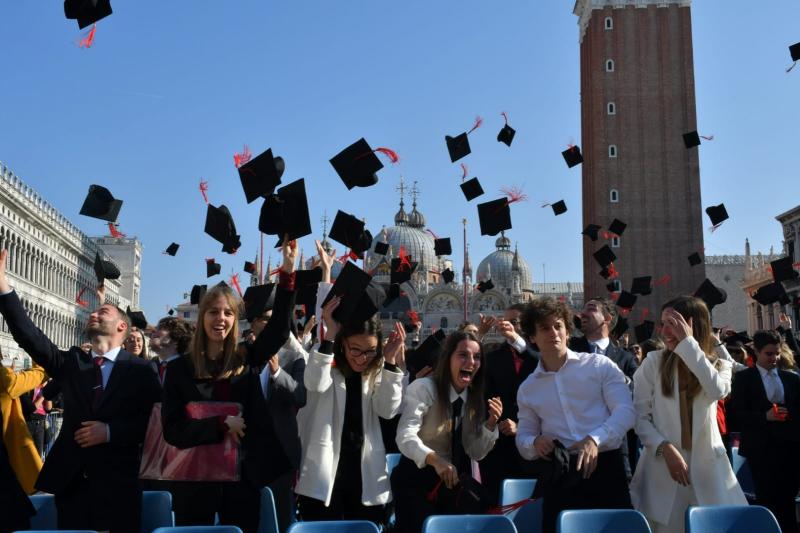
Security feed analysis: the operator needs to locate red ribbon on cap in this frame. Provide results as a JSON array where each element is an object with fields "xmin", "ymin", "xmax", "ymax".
[
  {"xmin": 654, "ymin": 274, "xmax": 671, "ymax": 286},
  {"xmin": 407, "ymin": 310, "xmax": 420, "ymax": 324},
  {"xmin": 199, "ymin": 179, "xmax": 209, "ymax": 204},
  {"xmin": 374, "ymin": 147, "xmax": 400, "ymax": 164},
  {"xmin": 467, "ymin": 116, "xmax": 483, "ymax": 134},
  {"xmin": 233, "ymin": 145, "xmax": 252, "ymax": 168},
  {"xmin": 76, "ymin": 287, "xmax": 89, "ymax": 308},
  {"xmin": 396, "ymin": 246, "xmax": 412, "ymax": 272},
  {"xmin": 77, "ymin": 24, "xmax": 97, "ymax": 49},
  {"xmin": 230, "ymin": 274, "xmax": 243, "ymax": 297},
  {"xmin": 460, "ymin": 163, "xmax": 468, "ymax": 182},
  {"xmin": 640, "ymin": 308, "xmax": 650, "ymax": 321},
  {"xmin": 501, "ymin": 186, "xmax": 528, "ymax": 205},
  {"xmin": 107, "ymin": 223, "xmax": 125, "ymax": 239},
  {"xmin": 607, "ymin": 264, "xmax": 620, "ymax": 279}
]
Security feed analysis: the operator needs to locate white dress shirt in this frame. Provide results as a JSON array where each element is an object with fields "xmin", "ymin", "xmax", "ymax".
[
  {"xmin": 516, "ymin": 349, "xmax": 635, "ymax": 460},
  {"xmin": 589, "ymin": 336, "xmax": 611, "ymax": 353},
  {"xmin": 757, "ymin": 364, "xmax": 785, "ymax": 404},
  {"xmin": 92, "ymin": 345, "xmax": 122, "ymax": 388}
]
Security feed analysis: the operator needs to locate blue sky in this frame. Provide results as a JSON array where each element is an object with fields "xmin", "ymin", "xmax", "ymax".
[{"xmin": 0, "ymin": 1, "xmax": 798, "ymax": 322}]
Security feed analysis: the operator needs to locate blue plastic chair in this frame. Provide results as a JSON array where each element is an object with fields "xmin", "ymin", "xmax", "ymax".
[
  {"xmin": 28, "ymin": 494, "xmax": 58, "ymax": 530},
  {"xmin": 141, "ymin": 491, "xmax": 174, "ymax": 533},
  {"xmin": 557, "ymin": 509, "xmax": 652, "ymax": 533},
  {"xmin": 286, "ymin": 521, "xmax": 379, "ymax": 533},
  {"xmin": 258, "ymin": 486, "xmax": 280, "ymax": 533},
  {"xmin": 685, "ymin": 505, "xmax": 780, "ymax": 533},
  {"xmin": 153, "ymin": 527, "xmax": 242, "ymax": 533},
  {"xmin": 731, "ymin": 447, "xmax": 756, "ymax": 501},
  {"xmin": 510, "ymin": 498, "xmax": 543, "ymax": 533},
  {"xmin": 422, "ymin": 515, "xmax": 516, "ymax": 533},
  {"xmin": 386, "ymin": 452, "xmax": 401, "ymax": 475},
  {"xmin": 499, "ymin": 478, "xmax": 537, "ymax": 506}
]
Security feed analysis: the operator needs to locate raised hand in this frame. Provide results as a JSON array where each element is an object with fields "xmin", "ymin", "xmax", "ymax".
[
  {"xmin": 477, "ymin": 314, "xmax": 496, "ymax": 339},
  {"xmin": 486, "ymin": 396, "xmax": 503, "ymax": 431},
  {"xmin": 321, "ymin": 296, "xmax": 341, "ymax": 340},
  {"xmin": 663, "ymin": 308, "xmax": 693, "ymax": 345},
  {"xmin": 383, "ymin": 322, "xmax": 406, "ymax": 366},
  {"xmin": 0, "ymin": 249, "xmax": 10, "ymax": 294},
  {"xmin": 281, "ymin": 235, "xmax": 297, "ymax": 274},
  {"xmin": 315, "ymin": 240, "xmax": 336, "ymax": 283}
]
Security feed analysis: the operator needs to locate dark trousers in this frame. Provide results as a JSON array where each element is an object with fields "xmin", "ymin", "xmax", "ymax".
[
  {"xmin": 748, "ymin": 444, "xmax": 800, "ymax": 533},
  {"xmin": 268, "ymin": 470, "xmax": 297, "ymax": 533},
  {"xmin": 171, "ymin": 480, "xmax": 260, "ymax": 533},
  {"xmin": 536, "ymin": 449, "xmax": 632, "ymax": 533},
  {"xmin": 55, "ymin": 474, "xmax": 141, "ymax": 533}
]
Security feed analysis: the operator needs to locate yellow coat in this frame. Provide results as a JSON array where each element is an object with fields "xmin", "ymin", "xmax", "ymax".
[{"xmin": 0, "ymin": 364, "xmax": 45, "ymax": 494}]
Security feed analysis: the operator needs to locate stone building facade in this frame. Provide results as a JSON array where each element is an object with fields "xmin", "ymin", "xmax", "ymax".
[
  {"xmin": 704, "ymin": 254, "xmax": 748, "ymax": 332},
  {"xmin": 776, "ymin": 206, "xmax": 800, "ymax": 325}
]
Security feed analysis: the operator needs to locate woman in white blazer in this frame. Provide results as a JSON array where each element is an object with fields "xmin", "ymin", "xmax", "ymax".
[
  {"xmin": 294, "ymin": 293, "xmax": 405, "ymax": 525},
  {"xmin": 630, "ymin": 295, "xmax": 746, "ymax": 533}
]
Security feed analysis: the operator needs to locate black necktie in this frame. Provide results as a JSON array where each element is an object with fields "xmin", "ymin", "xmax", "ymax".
[
  {"xmin": 451, "ymin": 397, "xmax": 468, "ymax": 475},
  {"xmin": 92, "ymin": 357, "xmax": 106, "ymax": 411}
]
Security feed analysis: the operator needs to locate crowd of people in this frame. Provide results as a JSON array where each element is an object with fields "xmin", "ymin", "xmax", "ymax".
[{"xmin": 2, "ymin": 240, "xmax": 800, "ymax": 533}]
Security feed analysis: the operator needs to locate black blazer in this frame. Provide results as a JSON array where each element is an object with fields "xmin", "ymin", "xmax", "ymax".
[
  {"xmin": 484, "ymin": 342, "xmax": 539, "ymax": 424},
  {"xmin": 569, "ymin": 336, "xmax": 638, "ymax": 380},
  {"xmin": 0, "ymin": 291, "xmax": 161, "ymax": 494},
  {"xmin": 727, "ymin": 366, "xmax": 800, "ymax": 458}
]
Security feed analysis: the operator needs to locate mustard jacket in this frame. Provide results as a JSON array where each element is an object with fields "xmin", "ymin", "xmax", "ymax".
[{"xmin": 0, "ymin": 364, "xmax": 45, "ymax": 494}]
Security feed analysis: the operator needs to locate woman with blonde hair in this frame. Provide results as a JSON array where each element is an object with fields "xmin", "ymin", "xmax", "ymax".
[
  {"xmin": 630, "ymin": 296, "xmax": 745, "ymax": 532},
  {"xmin": 162, "ymin": 238, "xmax": 297, "ymax": 532}
]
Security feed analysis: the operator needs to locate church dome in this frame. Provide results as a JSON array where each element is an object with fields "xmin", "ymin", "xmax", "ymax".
[
  {"xmin": 408, "ymin": 204, "xmax": 426, "ymax": 229},
  {"xmin": 367, "ymin": 225, "xmax": 438, "ymax": 272},
  {"xmin": 394, "ymin": 202, "xmax": 409, "ymax": 226},
  {"xmin": 476, "ymin": 232, "xmax": 533, "ymax": 291}
]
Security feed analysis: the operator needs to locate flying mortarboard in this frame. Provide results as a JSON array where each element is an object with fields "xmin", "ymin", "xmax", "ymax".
[
  {"xmin": 295, "ymin": 268, "xmax": 323, "ymax": 318},
  {"xmin": 323, "ymin": 262, "xmax": 384, "ymax": 325},
  {"xmin": 238, "ymin": 148, "xmax": 284, "ymax": 204},
  {"xmin": 694, "ymin": 278, "xmax": 727, "ymax": 311},
  {"xmin": 460, "ymin": 177, "xmax": 484, "ymax": 201},
  {"xmin": 190, "ymin": 285, "xmax": 207, "ymax": 305},
  {"xmin": 65, "ymin": 0, "xmax": 112, "ymax": 29},
  {"xmin": 611, "ymin": 316, "xmax": 629, "ymax": 339},
  {"xmin": 258, "ymin": 178, "xmax": 312, "ymax": 245},
  {"xmin": 330, "ymin": 138, "xmax": 384, "ymax": 190},
  {"xmin": 725, "ymin": 331, "xmax": 753, "ymax": 345},
  {"xmin": 434, "ymin": 238, "xmax": 452, "ymax": 256},
  {"xmin": 608, "ymin": 218, "xmax": 627, "ymax": 236},
  {"xmin": 384, "ymin": 283, "xmax": 401, "ymax": 306},
  {"xmin": 562, "ymin": 145, "xmax": 583, "ymax": 168},
  {"xmin": 445, "ymin": 117, "xmax": 482, "ymax": 163},
  {"xmin": 593, "ymin": 245, "xmax": 617, "ymax": 268},
  {"xmin": 390, "ymin": 257, "xmax": 418, "ymax": 285},
  {"xmin": 752, "ymin": 282, "xmax": 790, "ymax": 306},
  {"xmin": 688, "ymin": 252, "xmax": 702, "ymax": 266},
  {"xmin": 635, "ymin": 320, "xmax": 655, "ymax": 344},
  {"xmin": 125, "ymin": 306, "xmax": 148, "ymax": 330},
  {"xmin": 374, "ymin": 241, "xmax": 389, "ymax": 256},
  {"xmin": 549, "ymin": 200, "xmax": 567, "ymax": 216},
  {"xmin": 615, "ymin": 291, "xmax": 637, "ymax": 310},
  {"xmin": 705, "ymin": 203, "xmax": 729, "ymax": 228},
  {"xmin": 244, "ymin": 261, "xmax": 257, "ymax": 274},
  {"xmin": 93, "ymin": 252, "xmax": 120, "ymax": 283},
  {"xmin": 770, "ymin": 257, "xmax": 799, "ymax": 283},
  {"xmin": 683, "ymin": 131, "xmax": 701, "ymax": 149},
  {"xmin": 206, "ymin": 259, "xmax": 221, "ymax": 278},
  {"xmin": 476, "ymin": 280, "xmax": 494, "ymax": 293},
  {"xmin": 204, "ymin": 204, "xmax": 241, "ymax": 254},
  {"xmin": 328, "ymin": 210, "xmax": 373, "ymax": 255},
  {"xmin": 477, "ymin": 198, "xmax": 512, "ymax": 236},
  {"xmin": 79, "ymin": 184, "xmax": 123, "ymax": 223},
  {"xmin": 582, "ymin": 224, "xmax": 601, "ymax": 242},
  {"xmin": 409, "ymin": 329, "xmax": 447, "ymax": 370},
  {"xmin": 497, "ymin": 113, "xmax": 515, "ymax": 147},
  {"xmin": 243, "ymin": 284, "xmax": 276, "ymax": 322},
  {"xmin": 631, "ymin": 276, "xmax": 652, "ymax": 296},
  {"xmin": 442, "ymin": 268, "xmax": 455, "ymax": 284},
  {"xmin": 789, "ymin": 43, "xmax": 800, "ymax": 72}
]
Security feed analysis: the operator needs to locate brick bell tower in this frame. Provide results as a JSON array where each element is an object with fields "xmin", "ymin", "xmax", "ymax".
[{"xmin": 573, "ymin": 0, "xmax": 706, "ymax": 325}]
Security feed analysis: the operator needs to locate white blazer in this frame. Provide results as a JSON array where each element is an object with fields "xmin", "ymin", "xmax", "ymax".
[
  {"xmin": 295, "ymin": 348, "xmax": 404, "ymax": 506},
  {"xmin": 630, "ymin": 337, "xmax": 746, "ymax": 526}
]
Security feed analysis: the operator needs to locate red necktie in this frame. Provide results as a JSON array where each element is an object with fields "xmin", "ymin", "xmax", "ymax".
[
  {"xmin": 512, "ymin": 349, "xmax": 523, "ymax": 375},
  {"xmin": 158, "ymin": 360, "xmax": 167, "ymax": 382},
  {"xmin": 92, "ymin": 357, "xmax": 106, "ymax": 411}
]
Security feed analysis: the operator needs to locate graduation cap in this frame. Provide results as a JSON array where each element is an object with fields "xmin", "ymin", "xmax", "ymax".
[
  {"xmin": 635, "ymin": 320, "xmax": 655, "ymax": 344},
  {"xmin": 608, "ymin": 218, "xmax": 627, "ymax": 236},
  {"xmin": 445, "ymin": 117, "xmax": 483, "ymax": 163},
  {"xmin": 238, "ymin": 147, "xmax": 284, "ymax": 203},
  {"xmin": 242, "ymin": 284, "xmax": 276, "ymax": 322},
  {"xmin": 384, "ymin": 283, "xmax": 402, "ymax": 306},
  {"xmin": 562, "ymin": 145, "xmax": 583, "ymax": 168},
  {"xmin": 434, "ymin": 238, "xmax": 452, "ymax": 256},
  {"xmin": 79, "ymin": 184, "xmax": 123, "ymax": 223},
  {"xmin": 126, "ymin": 306, "xmax": 148, "ymax": 330},
  {"xmin": 65, "ymin": 0, "xmax": 112, "ymax": 29},
  {"xmin": 694, "ymin": 278, "xmax": 727, "ymax": 311},
  {"xmin": 615, "ymin": 291, "xmax": 637, "ymax": 310},
  {"xmin": 328, "ymin": 210, "xmax": 373, "ymax": 255},
  {"xmin": 296, "ymin": 268, "xmax": 323, "ymax": 318},
  {"xmin": 789, "ymin": 43, "xmax": 800, "ymax": 72},
  {"xmin": 390, "ymin": 257, "xmax": 418, "ymax": 285},
  {"xmin": 770, "ymin": 257, "xmax": 799, "ymax": 283},
  {"xmin": 476, "ymin": 279, "xmax": 494, "ymax": 293},
  {"xmin": 593, "ymin": 245, "xmax": 617, "ymax": 268},
  {"xmin": 323, "ymin": 262, "xmax": 385, "ymax": 325},
  {"xmin": 477, "ymin": 198, "xmax": 512, "ymax": 236},
  {"xmin": 683, "ymin": 131, "xmax": 701, "ymax": 149},
  {"xmin": 190, "ymin": 285, "xmax": 207, "ymax": 305},
  {"xmin": 688, "ymin": 252, "xmax": 702, "ymax": 266},
  {"xmin": 611, "ymin": 316, "xmax": 629, "ymax": 339},
  {"xmin": 258, "ymin": 178, "xmax": 312, "ymax": 244},
  {"xmin": 204, "ymin": 204, "xmax": 241, "ymax": 254},
  {"xmin": 631, "ymin": 276, "xmax": 652, "ymax": 296},
  {"xmin": 442, "ymin": 268, "xmax": 455, "ymax": 284},
  {"xmin": 460, "ymin": 177, "xmax": 484, "ymax": 201},
  {"xmin": 705, "ymin": 203, "xmax": 729, "ymax": 228},
  {"xmin": 752, "ymin": 282, "xmax": 790, "ymax": 306},
  {"xmin": 549, "ymin": 200, "xmax": 567, "ymax": 216},
  {"xmin": 206, "ymin": 259, "xmax": 221, "ymax": 278},
  {"xmin": 582, "ymin": 224, "xmax": 601, "ymax": 242},
  {"xmin": 167, "ymin": 308, "xmax": 175, "ymax": 316},
  {"xmin": 374, "ymin": 241, "xmax": 389, "ymax": 256},
  {"xmin": 93, "ymin": 252, "xmax": 120, "ymax": 283},
  {"xmin": 330, "ymin": 138, "xmax": 384, "ymax": 190},
  {"xmin": 409, "ymin": 329, "xmax": 447, "ymax": 370},
  {"xmin": 244, "ymin": 261, "xmax": 257, "ymax": 274},
  {"xmin": 725, "ymin": 331, "xmax": 752, "ymax": 345},
  {"xmin": 497, "ymin": 113, "xmax": 515, "ymax": 147}
]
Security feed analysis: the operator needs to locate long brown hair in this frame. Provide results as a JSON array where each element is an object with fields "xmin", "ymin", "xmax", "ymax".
[
  {"xmin": 189, "ymin": 284, "xmax": 243, "ymax": 379},
  {"xmin": 659, "ymin": 296, "xmax": 718, "ymax": 398},
  {"xmin": 432, "ymin": 331, "xmax": 486, "ymax": 433},
  {"xmin": 332, "ymin": 316, "xmax": 384, "ymax": 378}
]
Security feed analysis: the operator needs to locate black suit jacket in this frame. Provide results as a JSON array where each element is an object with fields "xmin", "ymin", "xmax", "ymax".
[
  {"xmin": 569, "ymin": 336, "xmax": 638, "ymax": 380},
  {"xmin": 0, "ymin": 291, "xmax": 161, "ymax": 494},
  {"xmin": 728, "ymin": 366, "xmax": 800, "ymax": 458}
]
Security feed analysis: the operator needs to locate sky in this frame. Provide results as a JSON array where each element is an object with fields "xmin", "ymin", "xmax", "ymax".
[{"xmin": 0, "ymin": 1, "xmax": 798, "ymax": 322}]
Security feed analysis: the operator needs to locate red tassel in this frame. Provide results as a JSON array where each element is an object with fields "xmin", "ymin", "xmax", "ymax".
[
  {"xmin": 268, "ymin": 267, "xmax": 282, "ymax": 278},
  {"xmin": 787, "ymin": 62, "xmax": 798, "ymax": 73},
  {"xmin": 407, "ymin": 310, "xmax": 420, "ymax": 324},
  {"xmin": 793, "ymin": 262, "xmax": 800, "ymax": 269},
  {"xmin": 426, "ymin": 480, "xmax": 443, "ymax": 503},
  {"xmin": 654, "ymin": 274, "xmax": 671, "ymax": 286},
  {"xmin": 374, "ymin": 147, "xmax": 400, "ymax": 164},
  {"xmin": 467, "ymin": 116, "xmax": 483, "ymax": 134},
  {"xmin": 107, "ymin": 223, "xmax": 125, "ymax": 239},
  {"xmin": 396, "ymin": 246, "xmax": 412, "ymax": 272},
  {"xmin": 488, "ymin": 498, "xmax": 537, "ymax": 515},
  {"xmin": 230, "ymin": 274, "xmax": 243, "ymax": 297},
  {"xmin": 426, "ymin": 229, "xmax": 439, "ymax": 240},
  {"xmin": 233, "ymin": 145, "xmax": 252, "ymax": 168},
  {"xmin": 501, "ymin": 112, "xmax": 509, "ymax": 125},
  {"xmin": 700, "ymin": 134, "xmax": 714, "ymax": 141},
  {"xmin": 199, "ymin": 179, "xmax": 209, "ymax": 204},
  {"xmin": 501, "ymin": 186, "xmax": 528, "ymax": 205},
  {"xmin": 77, "ymin": 24, "xmax": 96, "ymax": 49},
  {"xmin": 620, "ymin": 307, "xmax": 632, "ymax": 316},
  {"xmin": 76, "ymin": 287, "xmax": 89, "ymax": 308},
  {"xmin": 460, "ymin": 163, "xmax": 468, "ymax": 182},
  {"xmin": 610, "ymin": 292, "xmax": 619, "ymax": 301}
]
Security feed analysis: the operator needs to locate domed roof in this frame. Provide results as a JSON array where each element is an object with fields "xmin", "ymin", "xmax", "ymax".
[
  {"xmin": 408, "ymin": 202, "xmax": 426, "ymax": 229},
  {"xmin": 366, "ymin": 225, "xmax": 438, "ymax": 272},
  {"xmin": 495, "ymin": 234, "xmax": 511, "ymax": 250},
  {"xmin": 476, "ymin": 233, "xmax": 533, "ymax": 291}
]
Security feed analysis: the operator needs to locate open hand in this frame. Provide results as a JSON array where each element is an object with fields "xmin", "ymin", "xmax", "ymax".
[
  {"xmin": 569, "ymin": 436, "xmax": 599, "ymax": 479},
  {"xmin": 384, "ymin": 322, "xmax": 406, "ymax": 366},
  {"xmin": 224, "ymin": 415, "xmax": 246, "ymax": 443},
  {"xmin": 321, "ymin": 296, "xmax": 341, "ymax": 340},
  {"xmin": 315, "ymin": 240, "xmax": 336, "ymax": 283}
]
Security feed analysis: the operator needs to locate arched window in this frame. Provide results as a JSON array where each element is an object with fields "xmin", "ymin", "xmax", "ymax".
[
  {"xmin": 606, "ymin": 59, "xmax": 615, "ymax": 72},
  {"xmin": 611, "ymin": 236, "xmax": 621, "ymax": 248},
  {"xmin": 440, "ymin": 317, "xmax": 448, "ymax": 329},
  {"xmin": 608, "ymin": 145, "xmax": 618, "ymax": 158},
  {"xmin": 604, "ymin": 17, "xmax": 613, "ymax": 30},
  {"xmin": 610, "ymin": 189, "xmax": 619, "ymax": 203},
  {"xmin": 607, "ymin": 102, "xmax": 616, "ymax": 115}
]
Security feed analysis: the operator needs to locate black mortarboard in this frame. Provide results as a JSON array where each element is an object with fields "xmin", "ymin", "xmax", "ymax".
[
  {"xmin": 164, "ymin": 243, "xmax": 179, "ymax": 256},
  {"xmin": 497, "ymin": 125, "xmax": 516, "ymax": 147},
  {"xmin": 791, "ymin": 43, "xmax": 800, "ymax": 62},
  {"xmin": 330, "ymin": 138, "xmax": 383, "ymax": 190},
  {"xmin": 126, "ymin": 306, "xmax": 148, "ymax": 330},
  {"xmin": 244, "ymin": 261, "xmax": 257, "ymax": 274},
  {"xmin": 694, "ymin": 278, "xmax": 727, "ymax": 310},
  {"xmin": 631, "ymin": 276, "xmax": 652, "ymax": 296},
  {"xmin": 258, "ymin": 178, "xmax": 312, "ymax": 244},
  {"xmin": 65, "ymin": 0, "xmax": 112, "ymax": 29},
  {"xmin": 374, "ymin": 242, "xmax": 389, "ymax": 256},
  {"xmin": 688, "ymin": 252, "xmax": 702, "ymax": 266},
  {"xmin": 611, "ymin": 316, "xmax": 629, "ymax": 339},
  {"xmin": 550, "ymin": 200, "xmax": 567, "ymax": 216},
  {"xmin": 296, "ymin": 268, "xmax": 323, "ymax": 317},
  {"xmin": 705, "ymin": 204, "xmax": 729, "ymax": 227},
  {"xmin": 599, "ymin": 266, "xmax": 613, "ymax": 280},
  {"xmin": 409, "ymin": 329, "xmax": 447, "ymax": 370},
  {"xmin": 771, "ymin": 257, "xmax": 799, "ymax": 283},
  {"xmin": 434, "ymin": 238, "xmax": 452, "ymax": 256},
  {"xmin": 384, "ymin": 283, "xmax": 401, "ymax": 306},
  {"xmin": 324, "ymin": 262, "xmax": 384, "ymax": 325},
  {"xmin": 752, "ymin": 282, "xmax": 790, "ymax": 306},
  {"xmin": 726, "ymin": 331, "xmax": 753, "ymax": 345},
  {"xmin": 477, "ymin": 198, "xmax": 512, "ymax": 236},
  {"xmin": 683, "ymin": 131, "xmax": 701, "ymax": 149},
  {"xmin": 460, "ymin": 177, "xmax": 484, "ymax": 201},
  {"xmin": 238, "ymin": 148, "xmax": 284, "ymax": 203},
  {"xmin": 562, "ymin": 145, "xmax": 583, "ymax": 168},
  {"xmin": 204, "ymin": 204, "xmax": 241, "ymax": 254},
  {"xmin": 190, "ymin": 285, "xmax": 207, "ymax": 305},
  {"xmin": 328, "ymin": 210, "xmax": 373, "ymax": 255},
  {"xmin": 442, "ymin": 268, "xmax": 455, "ymax": 284},
  {"xmin": 243, "ymin": 284, "xmax": 276, "ymax": 322},
  {"xmin": 206, "ymin": 259, "xmax": 221, "ymax": 278},
  {"xmin": 582, "ymin": 224, "xmax": 601, "ymax": 242},
  {"xmin": 168, "ymin": 308, "xmax": 175, "ymax": 316},
  {"xmin": 608, "ymin": 218, "xmax": 627, "ymax": 236},
  {"xmin": 635, "ymin": 320, "xmax": 655, "ymax": 344},
  {"xmin": 477, "ymin": 280, "xmax": 494, "ymax": 293},
  {"xmin": 390, "ymin": 257, "xmax": 418, "ymax": 285},
  {"xmin": 79, "ymin": 184, "xmax": 123, "ymax": 223},
  {"xmin": 93, "ymin": 252, "xmax": 120, "ymax": 283},
  {"xmin": 593, "ymin": 245, "xmax": 617, "ymax": 268},
  {"xmin": 615, "ymin": 291, "xmax": 637, "ymax": 310},
  {"xmin": 445, "ymin": 133, "xmax": 470, "ymax": 163}
]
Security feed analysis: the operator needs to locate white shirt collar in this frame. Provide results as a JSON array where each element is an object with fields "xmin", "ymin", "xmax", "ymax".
[
  {"xmin": 92, "ymin": 345, "xmax": 122, "ymax": 362},
  {"xmin": 532, "ymin": 349, "xmax": 579, "ymax": 377},
  {"xmin": 592, "ymin": 337, "xmax": 611, "ymax": 350},
  {"xmin": 757, "ymin": 364, "xmax": 778, "ymax": 378},
  {"xmin": 448, "ymin": 385, "xmax": 469, "ymax": 404},
  {"xmin": 159, "ymin": 353, "xmax": 181, "ymax": 363}
]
